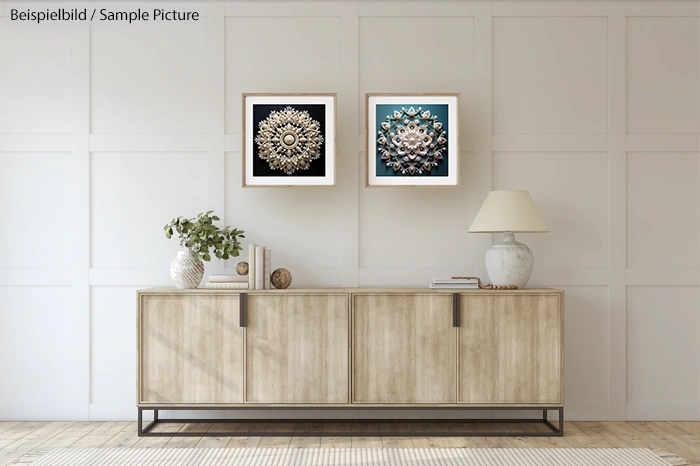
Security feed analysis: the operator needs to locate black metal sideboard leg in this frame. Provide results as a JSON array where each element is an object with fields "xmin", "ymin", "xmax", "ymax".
[
  {"xmin": 138, "ymin": 408, "xmax": 159, "ymax": 437},
  {"xmin": 542, "ymin": 407, "xmax": 564, "ymax": 436}
]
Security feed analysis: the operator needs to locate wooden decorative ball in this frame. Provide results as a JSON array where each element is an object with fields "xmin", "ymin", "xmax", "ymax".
[
  {"xmin": 270, "ymin": 268, "xmax": 292, "ymax": 289},
  {"xmin": 236, "ymin": 261, "xmax": 249, "ymax": 275}
]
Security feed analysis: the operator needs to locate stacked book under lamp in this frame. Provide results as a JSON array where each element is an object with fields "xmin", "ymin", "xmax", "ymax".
[
  {"xmin": 428, "ymin": 278, "xmax": 480, "ymax": 290},
  {"xmin": 205, "ymin": 274, "xmax": 249, "ymax": 289}
]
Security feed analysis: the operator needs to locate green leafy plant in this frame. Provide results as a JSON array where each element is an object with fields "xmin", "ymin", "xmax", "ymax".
[{"xmin": 164, "ymin": 211, "xmax": 245, "ymax": 262}]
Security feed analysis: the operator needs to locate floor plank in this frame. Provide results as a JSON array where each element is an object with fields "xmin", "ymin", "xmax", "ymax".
[
  {"xmin": 101, "ymin": 422, "xmax": 140, "ymax": 448},
  {"xmin": 70, "ymin": 422, "xmax": 130, "ymax": 448},
  {"xmin": 289, "ymin": 436, "xmax": 323, "ymax": 448},
  {"xmin": 350, "ymin": 436, "xmax": 382, "ymax": 448},
  {"xmin": 320, "ymin": 436, "xmax": 352, "ymax": 448}
]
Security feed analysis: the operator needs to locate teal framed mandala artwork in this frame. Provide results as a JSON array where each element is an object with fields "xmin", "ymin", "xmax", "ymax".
[{"xmin": 365, "ymin": 94, "xmax": 459, "ymax": 187}]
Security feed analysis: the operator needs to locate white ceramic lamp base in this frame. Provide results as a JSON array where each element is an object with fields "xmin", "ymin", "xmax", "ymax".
[{"xmin": 485, "ymin": 232, "xmax": 534, "ymax": 289}]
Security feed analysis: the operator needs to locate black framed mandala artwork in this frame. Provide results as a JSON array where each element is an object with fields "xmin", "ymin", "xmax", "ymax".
[
  {"xmin": 366, "ymin": 94, "xmax": 459, "ymax": 187},
  {"xmin": 243, "ymin": 94, "xmax": 336, "ymax": 187}
]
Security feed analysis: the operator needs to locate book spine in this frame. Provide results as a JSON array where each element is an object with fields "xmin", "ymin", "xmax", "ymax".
[
  {"xmin": 255, "ymin": 246, "xmax": 265, "ymax": 290},
  {"xmin": 209, "ymin": 276, "xmax": 248, "ymax": 283},
  {"xmin": 206, "ymin": 283, "xmax": 249, "ymax": 289},
  {"xmin": 264, "ymin": 249, "xmax": 271, "ymax": 289},
  {"xmin": 248, "ymin": 244, "xmax": 256, "ymax": 291}
]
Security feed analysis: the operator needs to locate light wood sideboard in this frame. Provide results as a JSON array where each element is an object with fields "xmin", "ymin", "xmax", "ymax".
[{"xmin": 136, "ymin": 288, "xmax": 564, "ymax": 437}]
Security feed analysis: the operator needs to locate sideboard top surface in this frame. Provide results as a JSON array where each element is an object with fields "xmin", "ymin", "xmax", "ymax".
[{"xmin": 137, "ymin": 287, "xmax": 563, "ymax": 295}]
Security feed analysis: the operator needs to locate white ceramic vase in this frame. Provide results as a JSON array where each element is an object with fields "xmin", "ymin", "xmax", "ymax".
[
  {"xmin": 484, "ymin": 232, "xmax": 534, "ymax": 289},
  {"xmin": 170, "ymin": 250, "xmax": 204, "ymax": 289}
]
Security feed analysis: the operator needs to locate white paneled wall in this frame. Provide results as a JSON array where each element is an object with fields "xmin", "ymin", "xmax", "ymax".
[{"xmin": 0, "ymin": 0, "xmax": 698, "ymax": 422}]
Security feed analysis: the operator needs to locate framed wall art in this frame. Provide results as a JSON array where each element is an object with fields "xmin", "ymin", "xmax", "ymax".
[
  {"xmin": 366, "ymin": 93, "xmax": 459, "ymax": 187},
  {"xmin": 243, "ymin": 93, "xmax": 336, "ymax": 187}
]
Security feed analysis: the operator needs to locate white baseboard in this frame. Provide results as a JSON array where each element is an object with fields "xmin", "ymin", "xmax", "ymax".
[
  {"xmin": 1, "ymin": 403, "xmax": 88, "ymax": 421},
  {"xmin": 89, "ymin": 403, "xmax": 146, "ymax": 421},
  {"xmin": 565, "ymin": 402, "xmax": 609, "ymax": 421},
  {"xmin": 626, "ymin": 403, "xmax": 700, "ymax": 421}
]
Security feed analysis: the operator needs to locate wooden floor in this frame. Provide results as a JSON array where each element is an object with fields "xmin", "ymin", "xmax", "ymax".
[{"xmin": 0, "ymin": 421, "xmax": 697, "ymax": 465}]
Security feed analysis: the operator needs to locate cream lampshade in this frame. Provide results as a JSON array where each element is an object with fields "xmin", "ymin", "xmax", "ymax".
[{"xmin": 469, "ymin": 190, "xmax": 550, "ymax": 289}]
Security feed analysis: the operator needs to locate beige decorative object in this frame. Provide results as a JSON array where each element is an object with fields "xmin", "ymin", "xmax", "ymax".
[
  {"xmin": 270, "ymin": 268, "xmax": 292, "ymax": 289},
  {"xmin": 169, "ymin": 251, "xmax": 204, "ymax": 289},
  {"xmin": 236, "ymin": 261, "xmax": 249, "ymax": 275},
  {"xmin": 255, "ymin": 107, "xmax": 324, "ymax": 175}
]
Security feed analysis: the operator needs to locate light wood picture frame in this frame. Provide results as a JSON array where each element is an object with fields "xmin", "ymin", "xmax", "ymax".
[
  {"xmin": 243, "ymin": 93, "xmax": 337, "ymax": 187},
  {"xmin": 365, "ymin": 93, "xmax": 460, "ymax": 187}
]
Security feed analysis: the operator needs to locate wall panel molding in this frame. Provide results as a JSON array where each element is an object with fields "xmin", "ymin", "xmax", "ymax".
[
  {"xmin": 626, "ymin": 134, "xmax": 700, "ymax": 152},
  {"xmin": 0, "ymin": 135, "xmax": 72, "ymax": 152},
  {"xmin": 89, "ymin": 134, "xmax": 207, "ymax": 152},
  {"xmin": 626, "ymin": 0, "xmax": 700, "ymax": 17},
  {"xmin": 493, "ymin": 0, "xmax": 611, "ymax": 17},
  {"xmin": 0, "ymin": 269, "xmax": 73, "ymax": 287},
  {"xmin": 493, "ymin": 134, "xmax": 608, "ymax": 152},
  {"xmin": 607, "ymin": 0, "xmax": 628, "ymax": 421},
  {"xmin": 70, "ymin": 26, "xmax": 91, "ymax": 420},
  {"xmin": 627, "ymin": 268, "xmax": 700, "ymax": 286}
]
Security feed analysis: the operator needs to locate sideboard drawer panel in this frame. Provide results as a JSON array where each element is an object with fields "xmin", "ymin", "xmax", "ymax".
[
  {"xmin": 138, "ymin": 294, "xmax": 244, "ymax": 404},
  {"xmin": 352, "ymin": 294, "xmax": 456, "ymax": 404},
  {"xmin": 245, "ymin": 294, "xmax": 350, "ymax": 403},
  {"xmin": 458, "ymin": 294, "xmax": 563, "ymax": 404}
]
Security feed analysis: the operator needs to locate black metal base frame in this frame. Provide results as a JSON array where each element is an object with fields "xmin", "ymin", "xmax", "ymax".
[{"xmin": 138, "ymin": 407, "xmax": 563, "ymax": 437}]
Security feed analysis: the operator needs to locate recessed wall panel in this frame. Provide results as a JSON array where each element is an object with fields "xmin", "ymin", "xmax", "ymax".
[
  {"xmin": 0, "ymin": 287, "xmax": 79, "ymax": 404},
  {"xmin": 627, "ymin": 152, "xmax": 700, "ymax": 268},
  {"xmin": 493, "ymin": 17, "xmax": 607, "ymax": 134},
  {"xmin": 627, "ymin": 286, "xmax": 700, "ymax": 404},
  {"xmin": 493, "ymin": 152, "xmax": 608, "ymax": 268},
  {"xmin": 359, "ymin": 16, "xmax": 474, "ymax": 135},
  {"xmin": 90, "ymin": 152, "xmax": 215, "ymax": 268},
  {"xmin": 561, "ymin": 286, "xmax": 609, "ymax": 404},
  {"xmin": 90, "ymin": 25, "xmax": 207, "ymax": 134},
  {"xmin": 0, "ymin": 28, "xmax": 72, "ymax": 134},
  {"xmin": 90, "ymin": 286, "xmax": 138, "ymax": 404},
  {"xmin": 225, "ymin": 17, "xmax": 341, "ymax": 134},
  {"xmin": 627, "ymin": 17, "xmax": 700, "ymax": 134},
  {"xmin": 0, "ymin": 153, "xmax": 73, "ymax": 268}
]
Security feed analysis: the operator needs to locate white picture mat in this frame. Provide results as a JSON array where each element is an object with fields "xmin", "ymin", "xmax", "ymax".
[
  {"xmin": 244, "ymin": 94, "xmax": 335, "ymax": 186},
  {"xmin": 367, "ymin": 95, "xmax": 459, "ymax": 186}
]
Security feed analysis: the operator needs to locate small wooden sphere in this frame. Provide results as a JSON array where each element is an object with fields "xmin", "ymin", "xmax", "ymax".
[
  {"xmin": 236, "ymin": 261, "xmax": 249, "ymax": 275},
  {"xmin": 270, "ymin": 268, "xmax": 292, "ymax": 289}
]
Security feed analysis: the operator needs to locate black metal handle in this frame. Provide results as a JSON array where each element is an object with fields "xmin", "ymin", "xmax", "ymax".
[
  {"xmin": 453, "ymin": 293, "xmax": 460, "ymax": 327},
  {"xmin": 239, "ymin": 293, "xmax": 247, "ymax": 327}
]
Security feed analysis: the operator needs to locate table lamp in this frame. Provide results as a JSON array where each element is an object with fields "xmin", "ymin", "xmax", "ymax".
[{"xmin": 468, "ymin": 190, "xmax": 550, "ymax": 289}]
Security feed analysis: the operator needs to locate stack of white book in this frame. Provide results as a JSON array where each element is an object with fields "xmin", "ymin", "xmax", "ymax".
[
  {"xmin": 205, "ymin": 274, "xmax": 249, "ymax": 289},
  {"xmin": 248, "ymin": 244, "xmax": 272, "ymax": 290},
  {"xmin": 428, "ymin": 278, "xmax": 480, "ymax": 289}
]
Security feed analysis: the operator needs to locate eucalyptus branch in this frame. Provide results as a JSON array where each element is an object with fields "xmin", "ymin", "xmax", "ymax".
[{"xmin": 164, "ymin": 211, "xmax": 245, "ymax": 262}]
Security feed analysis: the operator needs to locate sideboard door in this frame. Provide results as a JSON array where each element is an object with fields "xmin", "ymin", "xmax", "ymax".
[
  {"xmin": 138, "ymin": 294, "xmax": 244, "ymax": 404},
  {"xmin": 458, "ymin": 294, "xmax": 563, "ymax": 404},
  {"xmin": 352, "ymin": 294, "xmax": 456, "ymax": 404},
  {"xmin": 245, "ymin": 294, "xmax": 350, "ymax": 403}
]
